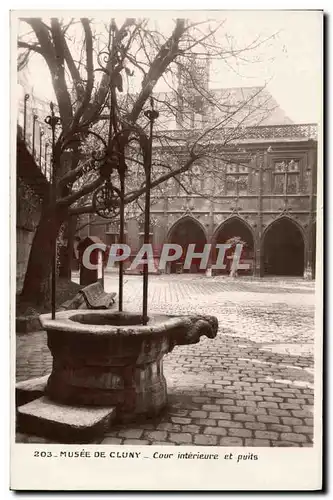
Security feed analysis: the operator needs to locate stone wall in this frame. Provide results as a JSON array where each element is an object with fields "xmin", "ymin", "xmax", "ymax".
[{"xmin": 16, "ymin": 178, "xmax": 42, "ymax": 293}]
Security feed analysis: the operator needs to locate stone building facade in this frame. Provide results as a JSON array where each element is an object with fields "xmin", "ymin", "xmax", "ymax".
[{"xmin": 79, "ymin": 119, "xmax": 317, "ymax": 279}]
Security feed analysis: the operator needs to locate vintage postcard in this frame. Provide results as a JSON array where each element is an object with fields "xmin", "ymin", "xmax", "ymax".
[{"xmin": 10, "ymin": 9, "xmax": 323, "ymax": 491}]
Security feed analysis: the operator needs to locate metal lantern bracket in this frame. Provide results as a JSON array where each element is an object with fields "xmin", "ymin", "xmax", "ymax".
[{"xmin": 44, "ymin": 102, "xmax": 61, "ymax": 320}]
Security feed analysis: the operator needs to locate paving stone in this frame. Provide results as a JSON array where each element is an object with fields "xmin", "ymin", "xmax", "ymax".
[
  {"xmin": 218, "ymin": 420, "xmax": 243, "ymax": 429},
  {"xmin": 291, "ymin": 410, "xmax": 313, "ymax": 418},
  {"xmin": 257, "ymin": 415, "xmax": 280, "ymax": 424},
  {"xmin": 144, "ymin": 430, "xmax": 168, "ymax": 441},
  {"xmin": 170, "ymin": 417, "xmax": 192, "ymax": 424},
  {"xmin": 101, "ymin": 437, "xmax": 122, "ymax": 444},
  {"xmin": 180, "ymin": 424, "xmax": 202, "ymax": 434},
  {"xmin": 215, "ymin": 399, "xmax": 235, "ymax": 405},
  {"xmin": 193, "ymin": 418, "xmax": 217, "ymax": 426},
  {"xmin": 268, "ymin": 424, "xmax": 292, "ymax": 433},
  {"xmin": 268, "ymin": 409, "xmax": 291, "ymax": 417},
  {"xmin": 258, "ymin": 401, "xmax": 279, "ymax": 409},
  {"xmin": 246, "ymin": 407, "xmax": 268, "ymax": 416},
  {"xmin": 123, "ymin": 439, "xmax": 150, "ymax": 445},
  {"xmin": 234, "ymin": 414, "xmax": 256, "ymax": 422},
  {"xmin": 118, "ymin": 429, "xmax": 144, "ymax": 439},
  {"xmin": 168, "ymin": 409, "xmax": 189, "ymax": 417},
  {"xmin": 254, "ymin": 431, "xmax": 279, "ymax": 441},
  {"xmin": 209, "ymin": 412, "xmax": 232, "ymax": 420},
  {"xmin": 245, "ymin": 439, "xmax": 271, "ymax": 447},
  {"xmin": 244, "ymin": 395, "xmax": 264, "ymax": 402},
  {"xmin": 194, "ymin": 434, "xmax": 218, "ymax": 446},
  {"xmin": 169, "ymin": 433, "xmax": 192, "ymax": 444},
  {"xmin": 244, "ymin": 422, "xmax": 267, "ymax": 431},
  {"xmin": 157, "ymin": 423, "xmax": 181, "ymax": 432},
  {"xmin": 189, "ymin": 410, "xmax": 208, "ymax": 418},
  {"xmin": 263, "ymin": 397, "xmax": 284, "ymax": 403},
  {"xmin": 279, "ymin": 403, "xmax": 302, "ymax": 410},
  {"xmin": 223, "ymin": 405, "xmax": 245, "ymax": 413},
  {"xmin": 275, "ymin": 392, "xmax": 298, "ymax": 398},
  {"xmin": 202, "ymin": 404, "xmax": 221, "ymax": 411},
  {"xmin": 292, "ymin": 426, "xmax": 314, "ymax": 434},
  {"xmin": 228, "ymin": 428, "xmax": 252, "ymax": 438},
  {"xmin": 280, "ymin": 433, "xmax": 308, "ymax": 443},
  {"xmin": 192, "ymin": 397, "xmax": 211, "ymax": 404},
  {"xmin": 289, "ymin": 398, "xmax": 306, "ymax": 405},
  {"xmin": 272, "ymin": 441, "xmax": 300, "ymax": 447},
  {"xmin": 281, "ymin": 417, "xmax": 303, "ymax": 426},
  {"xmin": 220, "ymin": 437, "xmax": 243, "ymax": 446},
  {"xmin": 235, "ymin": 400, "xmax": 257, "ymax": 407},
  {"xmin": 203, "ymin": 426, "xmax": 227, "ymax": 436}
]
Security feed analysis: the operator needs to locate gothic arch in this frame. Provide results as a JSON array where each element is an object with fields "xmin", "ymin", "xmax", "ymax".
[
  {"xmin": 261, "ymin": 216, "xmax": 305, "ymax": 276},
  {"xmin": 212, "ymin": 215, "xmax": 255, "ymax": 243},
  {"xmin": 167, "ymin": 215, "xmax": 208, "ymax": 274},
  {"xmin": 212, "ymin": 215, "xmax": 255, "ymax": 275},
  {"xmin": 167, "ymin": 214, "xmax": 208, "ymax": 242}
]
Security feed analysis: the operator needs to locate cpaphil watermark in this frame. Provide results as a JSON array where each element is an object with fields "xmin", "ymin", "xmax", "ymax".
[{"xmin": 82, "ymin": 243, "xmax": 251, "ymax": 272}]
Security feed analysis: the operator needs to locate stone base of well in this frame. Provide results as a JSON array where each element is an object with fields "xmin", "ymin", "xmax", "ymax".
[
  {"xmin": 39, "ymin": 310, "xmax": 218, "ymax": 421},
  {"xmin": 16, "ymin": 375, "xmax": 50, "ymax": 407},
  {"xmin": 17, "ymin": 396, "xmax": 116, "ymax": 444},
  {"xmin": 16, "ymin": 310, "xmax": 218, "ymax": 442}
]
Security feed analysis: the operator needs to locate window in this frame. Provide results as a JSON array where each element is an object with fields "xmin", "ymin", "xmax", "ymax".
[
  {"xmin": 287, "ymin": 173, "xmax": 299, "ymax": 194},
  {"xmin": 226, "ymin": 175, "xmax": 236, "ymax": 193},
  {"xmin": 273, "ymin": 160, "xmax": 300, "ymax": 195},
  {"xmin": 225, "ymin": 163, "xmax": 249, "ymax": 195},
  {"xmin": 273, "ymin": 175, "xmax": 284, "ymax": 194}
]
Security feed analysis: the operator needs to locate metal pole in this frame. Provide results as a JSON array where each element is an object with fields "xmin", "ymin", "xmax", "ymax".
[
  {"xmin": 51, "ymin": 108, "xmax": 57, "ymax": 320},
  {"xmin": 44, "ymin": 143, "xmax": 49, "ymax": 177},
  {"xmin": 39, "ymin": 129, "xmax": 44, "ymax": 169},
  {"xmin": 119, "ymin": 175, "xmax": 125, "ymax": 311},
  {"xmin": 45, "ymin": 102, "xmax": 60, "ymax": 320},
  {"xmin": 23, "ymin": 94, "xmax": 29, "ymax": 141},
  {"xmin": 143, "ymin": 100, "xmax": 159, "ymax": 325},
  {"xmin": 32, "ymin": 114, "xmax": 38, "ymax": 157}
]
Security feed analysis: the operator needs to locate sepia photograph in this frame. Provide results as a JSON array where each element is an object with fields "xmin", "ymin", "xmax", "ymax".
[{"xmin": 11, "ymin": 8, "xmax": 323, "ymax": 490}]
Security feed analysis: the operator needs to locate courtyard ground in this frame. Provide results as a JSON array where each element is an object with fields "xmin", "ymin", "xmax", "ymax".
[{"xmin": 16, "ymin": 274, "xmax": 316, "ymax": 447}]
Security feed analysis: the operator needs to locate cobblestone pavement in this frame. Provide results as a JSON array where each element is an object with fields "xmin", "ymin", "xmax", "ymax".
[{"xmin": 16, "ymin": 275, "xmax": 316, "ymax": 447}]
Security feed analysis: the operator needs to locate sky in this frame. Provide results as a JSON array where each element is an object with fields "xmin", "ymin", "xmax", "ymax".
[{"xmin": 17, "ymin": 10, "xmax": 322, "ymax": 124}]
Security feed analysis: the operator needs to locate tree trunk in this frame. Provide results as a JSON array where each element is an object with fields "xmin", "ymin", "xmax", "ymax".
[{"xmin": 21, "ymin": 205, "xmax": 67, "ymax": 305}]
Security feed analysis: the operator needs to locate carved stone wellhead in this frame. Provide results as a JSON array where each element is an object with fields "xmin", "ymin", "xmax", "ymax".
[{"xmin": 39, "ymin": 310, "xmax": 218, "ymax": 421}]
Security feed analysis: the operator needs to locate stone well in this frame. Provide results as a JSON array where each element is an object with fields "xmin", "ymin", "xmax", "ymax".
[{"xmin": 39, "ymin": 310, "xmax": 218, "ymax": 421}]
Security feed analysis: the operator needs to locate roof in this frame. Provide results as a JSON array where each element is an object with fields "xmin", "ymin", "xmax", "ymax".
[{"xmin": 151, "ymin": 86, "xmax": 293, "ymax": 130}]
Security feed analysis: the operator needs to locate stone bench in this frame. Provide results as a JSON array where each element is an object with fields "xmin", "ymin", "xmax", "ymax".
[{"xmin": 60, "ymin": 281, "xmax": 116, "ymax": 311}]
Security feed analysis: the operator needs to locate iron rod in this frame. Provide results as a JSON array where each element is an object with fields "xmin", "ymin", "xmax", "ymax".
[
  {"xmin": 39, "ymin": 130, "xmax": 44, "ymax": 169},
  {"xmin": 44, "ymin": 143, "xmax": 49, "ymax": 177},
  {"xmin": 50, "ymin": 104, "xmax": 57, "ymax": 320},
  {"xmin": 118, "ymin": 176, "xmax": 125, "ymax": 311},
  {"xmin": 32, "ymin": 114, "xmax": 37, "ymax": 157},
  {"xmin": 23, "ymin": 94, "xmax": 29, "ymax": 141},
  {"xmin": 142, "ymin": 116, "xmax": 154, "ymax": 325}
]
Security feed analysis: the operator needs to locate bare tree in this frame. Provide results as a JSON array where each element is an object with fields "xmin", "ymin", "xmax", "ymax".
[{"xmin": 17, "ymin": 16, "xmax": 277, "ymax": 303}]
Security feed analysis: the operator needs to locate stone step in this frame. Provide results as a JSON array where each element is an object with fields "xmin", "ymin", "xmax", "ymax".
[
  {"xmin": 16, "ymin": 375, "xmax": 49, "ymax": 407},
  {"xmin": 17, "ymin": 397, "xmax": 116, "ymax": 443}
]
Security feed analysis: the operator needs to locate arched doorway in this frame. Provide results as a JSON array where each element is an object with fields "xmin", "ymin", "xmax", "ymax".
[
  {"xmin": 213, "ymin": 217, "xmax": 254, "ymax": 275},
  {"xmin": 262, "ymin": 217, "xmax": 305, "ymax": 276},
  {"xmin": 168, "ymin": 217, "xmax": 207, "ymax": 273}
]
